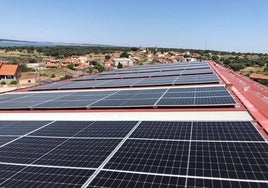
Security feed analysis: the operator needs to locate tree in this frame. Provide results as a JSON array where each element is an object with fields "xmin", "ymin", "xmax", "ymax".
[
  {"xmin": 212, "ymin": 55, "xmax": 219, "ymax": 62},
  {"xmin": 50, "ymin": 74, "xmax": 56, "ymax": 78},
  {"xmin": 1, "ymin": 81, "xmax": 6, "ymax": 85},
  {"xmin": 229, "ymin": 63, "xmax": 245, "ymax": 71},
  {"xmin": 95, "ymin": 63, "xmax": 104, "ymax": 72},
  {"xmin": 67, "ymin": 63, "xmax": 75, "ymax": 70},
  {"xmin": 120, "ymin": 51, "xmax": 130, "ymax": 58},
  {"xmin": 20, "ymin": 64, "xmax": 35, "ymax": 72},
  {"xmin": 117, "ymin": 62, "xmax": 123, "ymax": 69},
  {"xmin": 10, "ymin": 80, "xmax": 17, "ymax": 85},
  {"xmin": 105, "ymin": 55, "xmax": 111, "ymax": 60},
  {"xmin": 88, "ymin": 67, "xmax": 94, "ymax": 74}
]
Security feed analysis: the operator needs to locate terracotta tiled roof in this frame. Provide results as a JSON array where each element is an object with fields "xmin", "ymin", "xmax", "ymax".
[
  {"xmin": 45, "ymin": 63, "xmax": 58, "ymax": 68},
  {"xmin": 249, "ymin": 73, "xmax": 268, "ymax": 80},
  {"xmin": 0, "ymin": 64, "xmax": 20, "ymax": 76},
  {"xmin": 74, "ymin": 64, "xmax": 90, "ymax": 70}
]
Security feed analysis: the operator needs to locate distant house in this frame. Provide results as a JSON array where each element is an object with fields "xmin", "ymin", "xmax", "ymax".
[
  {"xmin": 0, "ymin": 62, "xmax": 21, "ymax": 81},
  {"xmin": 45, "ymin": 60, "xmax": 60, "ymax": 68},
  {"xmin": 113, "ymin": 58, "xmax": 134, "ymax": 67},
  {"xmin": 19, "ymin": 73, "xmax": 36, "ymax": 85},
  {"xmin": 74, "ymin": 64, "xmax": 90, "ymax": 71},
  {"xmin": 104, "ymin": 60, "xmax": 115, "ymax": 68}
]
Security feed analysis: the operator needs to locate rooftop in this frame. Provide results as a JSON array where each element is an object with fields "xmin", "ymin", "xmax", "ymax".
[
  {"xmin": 0, "ymin": 60, "xmax": 267, "ymax": 187},
  {"xmin": 0, "ymin": 62, "xmax": 20, "ymax": 76}
]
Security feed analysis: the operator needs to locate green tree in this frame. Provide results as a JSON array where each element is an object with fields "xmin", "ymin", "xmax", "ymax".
[
  {"xmin": 95, "ymin": 63, "xmax": 104, "ymax": 72},
  {"xmin": 88, "ymin": 67, "xmax": 94, "ymax": 74},
  {"xmin": 229, "ymin": 63, "xmax": 245, "ymax": 71},
  {"xmin": 120, "ymin": 51, "xmax": 130, "ymax": 58},
  {"xmin": 1, "ymin": 81, "xmax": 6, "ymax": 85},
  {"xmin": 20, "ymin": 64, "xmax": 35, "ymax": 72},
  {"xmin": 67, "ymin": 63, "xmax": 75, "ymax": 70},
  {"xmin": 117, "ymin": 62, "xmax": 123, "ymax": 69},
  {"xmin": 10, "ymin": 80, "xmax": 17, "ymax": 85},
  {"xmin": 105, "ymin": 55, "xmax": 111, "ymax": 60},
  {"xmin": 50, "ymin": 74, "xmax": 56, "ymax": 78}
]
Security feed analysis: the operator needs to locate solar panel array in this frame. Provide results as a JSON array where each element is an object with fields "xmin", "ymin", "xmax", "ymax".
[
  {"xmin": 30, "ymin": 74, "xmax": 219, "ymax": 91},
  {"xmin": 75, "ymin": 68, "xmax": 213, "ymax": 81},
  {"xmin": 0, "ymin": 86, "xmax": 236, "ymax": 110},
  {"xmin": 99, "ymin": 64, "xmax": 210, "ymax": 75},
  {"xmin": 0, "ymin": 120, "xmax": 267, "ymax": 187},
  {"xmin": 97, "ymin": 61, "xmax": 210, "ymax": 74}
]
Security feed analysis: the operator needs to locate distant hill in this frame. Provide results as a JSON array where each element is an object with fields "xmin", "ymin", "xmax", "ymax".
[{"xmin": 0, "ymin": 39, "xmax": 112, "ymax": 47}]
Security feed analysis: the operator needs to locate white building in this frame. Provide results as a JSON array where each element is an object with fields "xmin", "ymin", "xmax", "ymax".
[{"xmin": 113, "ymin": 58, "xmax": 134, "ymax": 67}]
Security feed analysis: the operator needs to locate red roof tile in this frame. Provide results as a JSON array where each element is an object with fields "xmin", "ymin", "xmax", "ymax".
[{"xmin": 0, "ymin": 64, "xmax": 20, "ymax": 76}]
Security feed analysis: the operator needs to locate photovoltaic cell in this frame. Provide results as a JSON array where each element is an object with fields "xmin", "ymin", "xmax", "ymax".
[
  {"xmin": 0, "ymin": 164, "xmax": 25, "ymax": 183},
  {"xmin": 188, "ymin": 142, "xmax": 268, "ymax": 180},
  {"xmin": 130, "ymin": 121, "xmax": 191, "ymax": 140},
  {"xmin": 192, "ymin": 121, "xmax": 265, "ymax": 141},
  {"xmin": 75, "ymin": 121, "xmax": 138, "ymax": 137},
  {"xmin": 0, "ymin": 121, "xmax": 51, "ymax": 135},
  {"xmin": 0, "ymin": 166, "xmax": 94, "ymax": 188},
  {"xmin": 104, "ymin": 140, "xmax": 189, "ymax": 175},
  {"xmin": 34, "ymin": 139, "xmax": 121, "ymax": 168},
  {"xmin": 0, "ymin": 136, "xmax": 18, "ymax": 146},
  {"xmin": 30, "ymin": 121, "xmax": 93, "ymax": 137},
  {"xmin": 0, "ymin": 137, "xmax": 65, "ymax": 163},
  {"xmin": 88, "ymin": 171, "xmax": 186, "ymax": 188},
  {"xmin": 187, "ymin": 178, "xmax": 268, "ymax": 188},
  {"xmin": 29, "ymin": 73, "xmax": 219, "ymax": 91},
  {"xmin": 0, "ymin": 120, "xmax": 267, "ymax": 187}
]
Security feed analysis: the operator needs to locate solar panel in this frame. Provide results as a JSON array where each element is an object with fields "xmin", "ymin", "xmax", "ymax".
[
  {"xmin": 0, "ymin": 86, "xmax": 237, "ymax": 110},
  {"xmin": 192, "ymin": 121, "xmax": 265, "ymax": 141},
  {"xmin": 33, "ymin": 139, "xmax": 121, "ymax": 168},
  {"xmin": 104, "ymin": 139, "xmax": 189, "ymax": 175},
  {"xmin": 75, "ymin": 121, "xmax": 138, "ymax": 138},
  {"xmin": 30, "ymin": 121, "xmax": 94, "ymax": 137},
  {"xmin": 0, "ymin": 136, "xmax": 18, "ymax": 146},
  {"xmin": 0, "ymin": 137, "xmax": 64, "ymax": 163},
  {"xmin": 73, "ymin": 67, "xmax": 214, "ymax": 81},
  {"xmin": 188, "ymin": 142, "xmax": 268, "ymax": 180},
  {"xmin": 156, "ymin": 86, "xmax": 236, "ymax": 107},
  {"xmin": 0, "ymin": 165, "xmax": 94, "ymax": 188},
  {"xmin": 187, "ymin": 178, "xmax": 268, "ymax": 188},
  {"xmin": 0, "ymin": 121, "xmax": 51, "ymax": 135},
  {"xmin": 89, "ymin": 171, "xmax": 186, "ymax": 188},
  {"xmin": 130, "ymin": 121, "xmax": 191, "ymax": 139},
  {"xmin": 29, "ymin": 74, "xmax": 220, "ymax": 91},
  {"xmin": 0, "ymin": 164, "xmax": 25, "ymax": 183},
  {"xmin": 33, "ymin": 100, "xmax": 94, "ymax": 109},
  {"xmin": 0, "ymin": 120, "xmax": 266, "ymax": 187}
]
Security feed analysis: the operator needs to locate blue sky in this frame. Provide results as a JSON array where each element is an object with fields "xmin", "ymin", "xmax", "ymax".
[{"xmin": 0, "ymin": 0, "xmax": 267, "ymax": 53}]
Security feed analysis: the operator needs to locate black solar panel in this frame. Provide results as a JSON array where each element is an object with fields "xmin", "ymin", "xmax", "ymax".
[
  {"xmin": 187, "ymin": 178, "xmax": 268, "ymax": 188},
  {"xmin": 0, "ymin": 86, "xmax": 237, "ymax": 110},
  {"xmin": 89, "ymin": 171, "xmax": 186, "ymax": 188},
  {"xmin": 0, "ymin": 136, "xmax": 18, "ymax": 146},
  {"xmin": 0, "ymin": 164, "xmax": 25, "ymax": 183},
  {"xmin": 34, "ymin": 139, "xmax": 121, "ymax": 168},
  {"xmin": 0, "ymin": 121, "xmax": 51, "ymax": 135},
  {"xmin": 130, "ymin": 121, "xmax": 192, "ymax": 139},
  {"xmin": 192, "ymin": 121, "xmax": 264, "ymax": 141},
  {"xmin": 188, "ymin": 142, "xmax": 268, "ymax": 180},
  {"xmin": 0, "ymin": 120, "xmax": 266, "ymax": 187},
  {"xmin": 30, "ymin": 121, "xmax": 93, "ymax": 137},
  {"xmin": 0, "ymin": 137, "xmax": 64, "ymax": 163},
  {"xmin": 75, "ymin": 121, "xmax": 138, "ymax": 138},
  {"xmin": 0, "ymin": 165, "xmax": 94, "ymax": 188},
  {"xmin": 104, "ymin": 140, "xmax": 189, "ymax": 175},
  {"xmin": 30, "ymin": 73, "xmax": 219, "ymax": 91}
]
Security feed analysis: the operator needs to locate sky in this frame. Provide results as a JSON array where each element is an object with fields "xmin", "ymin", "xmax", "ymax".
[{"xmin": 0, "ymin": 0, "xmax": 268, "ymax": 53}]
